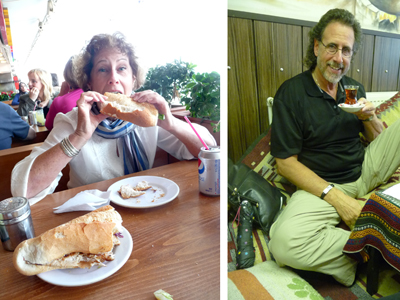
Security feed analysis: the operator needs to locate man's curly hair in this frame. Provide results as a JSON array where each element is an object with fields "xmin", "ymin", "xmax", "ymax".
[{"xmin": 304, "ymin": 8, "xmax": 362, "ymax": 71}]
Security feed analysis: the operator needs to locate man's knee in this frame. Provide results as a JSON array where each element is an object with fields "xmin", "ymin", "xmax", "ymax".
[{"xmin": 270, "ymin": 224, "xmax": 316, "ymax": 270}]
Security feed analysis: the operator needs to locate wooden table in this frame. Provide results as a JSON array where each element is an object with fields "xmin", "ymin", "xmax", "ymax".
[
  {"xmin": 0, "ymin": 160, "xmax": 220, "ymax": 299},
  {"xmin": 12, "ymin": 125, "xmax": 50, "ymax": 147}
]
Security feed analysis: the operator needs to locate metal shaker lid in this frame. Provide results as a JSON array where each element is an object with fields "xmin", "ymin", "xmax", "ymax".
[{"xmin": 0, "ymin": 197, "xmax": 30, "ymax": 221}]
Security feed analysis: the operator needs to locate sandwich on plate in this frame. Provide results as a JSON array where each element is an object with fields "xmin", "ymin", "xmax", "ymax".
[{"xmin": 13, "ymin": 205, "xmax": 123, "ymax": 276}]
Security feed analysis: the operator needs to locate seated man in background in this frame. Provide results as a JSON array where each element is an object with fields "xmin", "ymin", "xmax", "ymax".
[
  {"xmin": 0, "ymin": 102, "xmax": 36, "ymax": 150},
  {"xmin": 269, "ymin": 8, "xmax": 400, "ymax": 287},
  {"xmin": 11, "ymin": 82, "xmax": 29, "ymax": 105}
]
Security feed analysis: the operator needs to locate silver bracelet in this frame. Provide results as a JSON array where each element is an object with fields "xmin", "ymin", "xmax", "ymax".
[{"xmin": 60, "ymin": 136, "xmax": 80, "ymax": 158}]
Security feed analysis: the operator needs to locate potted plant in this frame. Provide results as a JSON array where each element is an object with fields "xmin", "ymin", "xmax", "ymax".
[
  {"xmin": 181, "ymin": 71, "xmax": 220, "ymax": 133},
  {"xmin": 136, "ymin": 59, "xmax": 196, "ymax": 105},
  {"xmin": 0, "ymin": 91, "xmax": 16, "ymax": 103}
]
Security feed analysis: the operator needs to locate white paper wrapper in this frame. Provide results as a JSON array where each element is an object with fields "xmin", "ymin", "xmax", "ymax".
[{"xmin": 53, "ymin": 189, "xmax": 111, "ymax": 214}]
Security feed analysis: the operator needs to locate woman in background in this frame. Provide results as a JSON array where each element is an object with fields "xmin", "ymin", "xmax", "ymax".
[
  {"xmin": 11, "ymin": 82, "xmax": 29, "ymax": 105},
  {"xmin": 45, "ymin": 57, "xmax": 83, "ymax": 130},
  {"xmin": 17, "ymin": 69, "xmax": 53, "ymax": 117}
]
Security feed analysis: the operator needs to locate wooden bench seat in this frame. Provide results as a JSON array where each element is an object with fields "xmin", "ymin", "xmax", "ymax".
[{"xmin": 0, "ymin": 143, "xmax": 70, "ymax": 200}]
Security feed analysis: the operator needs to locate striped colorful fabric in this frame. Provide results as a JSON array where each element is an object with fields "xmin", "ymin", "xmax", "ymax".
[
  {"xmin": 343, "ymin": 191, "xmax": 400, "ymax": 272},
  {"xmin": 375, "ymin": 91, "xmax": 400, "ymax": 129}
]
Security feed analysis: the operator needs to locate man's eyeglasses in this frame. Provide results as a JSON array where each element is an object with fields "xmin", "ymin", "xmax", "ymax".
[{"xmin": 320, "ymin": 41, "xmax": 353, "ymax": 58}]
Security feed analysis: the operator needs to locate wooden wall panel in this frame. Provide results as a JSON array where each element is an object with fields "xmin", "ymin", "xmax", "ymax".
[
  {"xmin": 254, "ymin": 21, "xmax": 303, "ymax": 134},
  {"xmin": 348, "ymin": 34, "xmax": 374, "ymax": 92},
  {"xmin": 228, "ymin": 17, "xmax": 259, "ymax": 163},
  {"xmin": 371, "ymin": 36, "xmax": 400, "ymax": 91}
]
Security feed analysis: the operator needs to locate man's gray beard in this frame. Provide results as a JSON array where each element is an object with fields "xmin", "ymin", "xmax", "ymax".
[
  {"xmin": 323, "ymin": 72, "xmax": 342, "ymax": 84},
  {"xmin": 321, "ymin": 65, "xmax": 348, "ymax": 84}
]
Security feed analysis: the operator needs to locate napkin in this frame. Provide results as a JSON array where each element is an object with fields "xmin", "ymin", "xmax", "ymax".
[{"xmin": 53, "ymin": 189, "xmax": 111, "ymax": 214}]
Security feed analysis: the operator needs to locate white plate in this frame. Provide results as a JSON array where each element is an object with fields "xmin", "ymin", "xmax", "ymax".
[
  {"xmin": 338, "ymin": 103, "xmax": 365, "ymax": 113},
  {"xmin": 37, "ymin": 226, "xmax": 133, "ymax": 287},
  {"xmin": 108, "ymin": 176, "xmax": 180, "ymax": 208}
]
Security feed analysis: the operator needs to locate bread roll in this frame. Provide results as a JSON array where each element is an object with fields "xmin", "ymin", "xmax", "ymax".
[
  {"xmin": 13, "ymin": 205, "xmax": 123, "ymax": 276},
  {"xmin": 100, "ymin": 92, "xmax": 158, "ymax": 127}
]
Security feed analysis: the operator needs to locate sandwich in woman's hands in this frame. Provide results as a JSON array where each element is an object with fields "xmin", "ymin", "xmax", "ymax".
[
  {"xmin": 13, "ymin": 205, "xmax": 123, "ymax": 276},
  {"xmin": 100, "ymin": 92, "xmax": 159, "ymax": 127}
]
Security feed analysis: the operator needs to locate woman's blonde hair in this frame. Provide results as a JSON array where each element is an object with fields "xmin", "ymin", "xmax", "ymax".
[
  {"xmin": 28, "ymin": 69, "xmax": 53, "ymax": 102},
  {"xmin": 74, "ymin": 32, "xmax": 145, "ymax": 92}
]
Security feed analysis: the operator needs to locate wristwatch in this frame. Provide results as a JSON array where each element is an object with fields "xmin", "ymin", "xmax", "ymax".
[{"xmin": 320, "ymin": 184, "xmax": 334, "ymax": 200}]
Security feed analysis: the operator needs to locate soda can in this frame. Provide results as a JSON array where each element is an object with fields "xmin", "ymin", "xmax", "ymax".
[
  {"xmin": 28, "ymin": 111, "xmax": 37, "ymax": 125},
  {"xmin": 198, "ymin": 146, "xmax": 220, "ymax": 196}
]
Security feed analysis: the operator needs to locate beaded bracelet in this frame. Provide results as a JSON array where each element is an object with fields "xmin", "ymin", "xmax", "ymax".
[{"xmin": 60, "ymin": 136, "xmax": 80, "ymax": 158}]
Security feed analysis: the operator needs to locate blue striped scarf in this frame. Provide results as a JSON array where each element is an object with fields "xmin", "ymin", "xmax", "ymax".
[{"xmin": 94, "ymin": 119, "xmax": 149, "ymax": 175}]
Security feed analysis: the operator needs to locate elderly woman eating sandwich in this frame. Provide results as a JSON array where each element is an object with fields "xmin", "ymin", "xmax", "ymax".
[{"xmin": 11, "ymin": 32, "xmax": 216, "ymax": 205}]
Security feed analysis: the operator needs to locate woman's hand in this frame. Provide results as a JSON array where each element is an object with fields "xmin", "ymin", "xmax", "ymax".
[
  {"xmin": 29, "ymin": 87, "xmax": 40, "ymax": 101},
  {"xmin": 74, "ymin": 91, "xmax": 108, "ymax": 141},
  {"xmin": 132, "ymin": 90, "xmax": 174, "ymax": 130}
]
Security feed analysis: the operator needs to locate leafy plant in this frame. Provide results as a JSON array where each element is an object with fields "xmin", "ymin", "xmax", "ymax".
[
  {"xmin": 137, "ymin": 59, "xmax": 196, "ymax": 103},
  {"xmin": 0, "ymin": 91, "xmax": 16, "ymax": 101},
  {"xmin": 181, "ymin": 71, "xmax": 220, "ymax": 132}
]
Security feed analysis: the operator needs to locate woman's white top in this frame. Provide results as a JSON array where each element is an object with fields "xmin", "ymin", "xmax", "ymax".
[{"xmin": 11, "ymin": 108, "xmax": 215, "ymax": 205}]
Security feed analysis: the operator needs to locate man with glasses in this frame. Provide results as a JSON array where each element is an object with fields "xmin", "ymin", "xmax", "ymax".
[{"xmin": 269, "ymin": 8, "xmax": 400, "ymax": 287}]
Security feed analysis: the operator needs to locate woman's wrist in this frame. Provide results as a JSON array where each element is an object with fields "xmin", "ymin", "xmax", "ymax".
[{"xmin": 68, "ymin": 132, "xmax": 88, "ymax": 150}]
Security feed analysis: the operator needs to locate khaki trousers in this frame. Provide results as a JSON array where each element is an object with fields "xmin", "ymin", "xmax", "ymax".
[{"xmin": 269, "ymin": 119, "xmax": 400, "ymax": 286}]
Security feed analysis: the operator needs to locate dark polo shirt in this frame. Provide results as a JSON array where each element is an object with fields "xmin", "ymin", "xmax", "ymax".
[{"xmin": 271, "ymin": 70, "xmax": 366, "ymax": 184}]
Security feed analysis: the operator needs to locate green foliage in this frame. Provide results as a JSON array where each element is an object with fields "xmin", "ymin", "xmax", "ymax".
[
  {"xmin": 138, "ymin": 60, "xmax": 220, "ymax": 133},
  {"xmin": 136, "ymin": 59, "xmax": 196, "ymax": 103},
  {"xmin": 0, "ymin": 91, "xmax": 16, "ymax": 101},
  {"xmin": 181, "ymin": 71, "xmax": 220, "ymax": 132}
]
